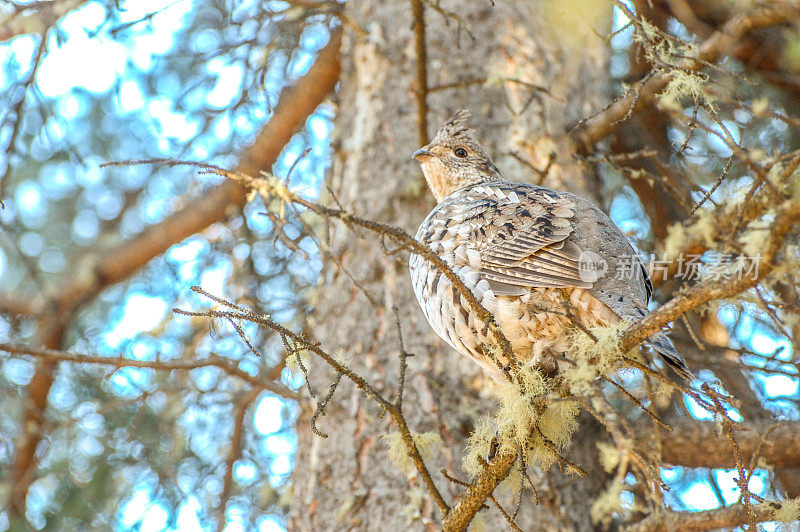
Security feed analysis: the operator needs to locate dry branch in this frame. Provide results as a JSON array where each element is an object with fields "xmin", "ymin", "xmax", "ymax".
[
  {"xmin": 619, "ymin": 200, "xmax": 800, "ymax": 353},
  {"xmin": 173, "ymin": 293, "xmax": 451, "ymax": 517},
  {"xmin": 0, "ymin": 342, "xmax": 297, "ymax": 399},
  {"xmin": 0, "ymin": 0, "xmax": 89, "ymax": 42},
  {"xmin": 625, "ymin": 497, "xmax": 797, "ymax": 532},
  {"xmin": 573, "ymin": 3, "xmax": 800, "ymax": 147},
  {"xmin": 216, "ymin": 389, "xmax": 261, "ymax": 530},
  {"xmin": 640, "ymin": 420, "xmax": 800, "ymax": 469},
  {"xmin": 441, "ymin": 451, "xmax": 517, "ymax": 532},
  {"xmin": 411, "ymin": 0, "xmax": 429, "ymax": 146},
  {"xmin": 437, "ymin": 199, "xmax": 797, "ymax": 530},
  {"xmin": 112, "ymin": 158, "xmax": 521, "ymax": 381}
]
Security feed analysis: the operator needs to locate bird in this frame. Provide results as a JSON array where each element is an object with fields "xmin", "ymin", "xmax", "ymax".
[{"xmin": 408, "ymin": 110, "xmax": 691, "ymax": 383}]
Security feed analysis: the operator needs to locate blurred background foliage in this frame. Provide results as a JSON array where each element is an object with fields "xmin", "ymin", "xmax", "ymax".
[{"xmin": 1, "ymin": 1, "xmax": 335, "ymax": 529}]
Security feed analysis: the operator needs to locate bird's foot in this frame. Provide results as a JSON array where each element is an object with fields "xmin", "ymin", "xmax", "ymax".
[{"xmin": 486, "ymin": 432, "xmax": 500, "ymax": 463}]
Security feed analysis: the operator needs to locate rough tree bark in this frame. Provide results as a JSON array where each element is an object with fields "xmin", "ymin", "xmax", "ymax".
[{"xmin": 289, "ymin": 2, "xmax": 617, "ymax": 530}]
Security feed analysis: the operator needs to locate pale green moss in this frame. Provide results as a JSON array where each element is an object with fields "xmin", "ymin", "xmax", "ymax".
[
  {"xmin": 562, "ymin": 362, "xmax": 598, "ymax": 396},
  {"xmin": 284, "ymin": 351, "xmax": 310, "ymax": 377},
  {"xmin": 493, "ymin": 365, "xmax": 549, "ymax": 449},
  {"xmin": 739, "ymin": 222, "xmax": 770, "ymax": 259},
  {"xmin": 633, "ymin": 18, "xmax": 714, "ymax": 111},
  {"xmin": 463, "ymin": 417, "xmax": 497, "ymax": 478},
  {"xmin": 463, "ymin": 322, "xmax": 630, "ymax": 486},
  {"xmin": 590, "ymin": 482, "xmax": 623, "ymax": 526},
  {"xmin": 464, "ymin": 365, "xmax": 578, "ymax": 479},
  {"xmin": 597, "ymin": 441, "xmax": 621, "ymax": 473},
  {"xmin": 469, "ymin": 510, "xmax": 487, "ymax": 532},
  {"xmin": 659, "ymin": 70, "xmax": 715, "ymax": 112},
  {"xmin": 663, "ymin": 222, "xmax": 688, "ymax": 261},
  {"xmin": 751, "ymin": 97, "xmax": 769, "ymax": 116},
  {"xmin": 383, "ymin": 431, "xmax": 441, "ymax": 473},
  {"xmin": 537, "ymin": 401, "xmax": 580, "ymax": 450},
  {"xmin": 664, "ymin": 208, "xmax": 720, "ymax": 260},
  {"xmin": 399, "ymin": 488, "xmax": 425, "ymax": 524},
  {"xmin": 772, "ymin": 498, "xmax": 800, "ymax": 523},
  {"xmin": 690, "ymin": 209, "xmax": 718, "ymax": 249},
  {"xmin": 566, "ymin": 321, "xmax": 628, "ymax": 375},
  {"xmin": 638, "ymin": 18, "xmax": 698, "ymax": 65}
]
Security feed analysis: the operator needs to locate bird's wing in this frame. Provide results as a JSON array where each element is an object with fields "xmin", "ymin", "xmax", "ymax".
[{"xmin": 441, "ymin": 182, "xmax": 597, "ymax": 293}]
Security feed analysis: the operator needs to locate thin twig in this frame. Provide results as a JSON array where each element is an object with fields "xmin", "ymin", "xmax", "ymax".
[
  {"xmin": 573, "ymin": 3, "xmax": 800, "ymax": 147},
  {"xmin": 216, "ymin": 389, "xmax": 260, "ymax": 531},
  {"xmin": 310, "ymin": 371, "xmax": 343, "ymax": 438},
  {"xmin": 411, "ymin": 0, "xmax": 429, "ymax": 146},
  {"xmin": 105, "ymin": 158, "xmax": 521, "ymax": 381},
  {"xmin": 0, "ymin": 342, "xmax": 296, "ymax": 399},
  {"xmin": 179, "ymin": 287, "xmax": 451, "ymax": 516}
]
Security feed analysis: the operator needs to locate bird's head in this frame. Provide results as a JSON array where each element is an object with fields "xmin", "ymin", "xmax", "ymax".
[{"xmin": 412, "ymin": 110, "xmax": 502, "ymax": 202}]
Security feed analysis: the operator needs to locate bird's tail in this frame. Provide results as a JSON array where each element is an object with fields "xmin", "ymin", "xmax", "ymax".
[{"xmin": 647, "ymin": 332, "xmax": 694, "ymax": 381}]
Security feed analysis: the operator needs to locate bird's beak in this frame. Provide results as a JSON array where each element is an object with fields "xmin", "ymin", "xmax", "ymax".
[{"xmin": 412, "ymin": 148, "xmax": 431, "ymax": 161}]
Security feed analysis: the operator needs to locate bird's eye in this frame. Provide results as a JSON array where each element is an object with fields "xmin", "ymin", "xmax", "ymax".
[{"xmin": 454, "ymin": 147, "xmax": 468, "ymax": 158}]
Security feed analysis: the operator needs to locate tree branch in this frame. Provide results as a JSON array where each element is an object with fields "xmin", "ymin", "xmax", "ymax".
[
  {"xmin": 441, "ymin": 451, "xmax": 518, "ymax": 532},
  {"xmin": 0, "ymin": 295, "xmax": 43, "ymax": 317},
  {"xmin": 0, "ymin": 342, "xmax": 298, "ymax": 399},
  {"xmin": 174, "ymin": 295, "xmax": 451, "ymax": 517},
  {"xmin": 625, "ymin": 497, "xmax": 797, "ymax": 532},
  {"xmin": 637, "ymin": 420, "xmax": 800, "ymax": 469},
  {"xmin": 619, "ymin": 200, "xmax": 800, "ymax": 354},
  {"xmin": 107, "ymin": 157, "xmax": 521, "ymax": 381},
  {"xmin": 573, "ymin": 3, "xmax": 800, "ymax": 147},
  {"xmin": 215, "ymin": 389, "xmax": 261, "ymax": 530},
  {"xmin": 410, "ymin": 0, "xmax": 429, "ymax": 146},
  {"xmin": 0, "ymin": 0, "xmax": 88, "ymax": 42}
]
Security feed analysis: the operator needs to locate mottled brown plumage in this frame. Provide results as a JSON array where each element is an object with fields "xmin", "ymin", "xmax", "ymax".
[{"xmin": 410, "ymin": 110, "xmax": 691, "ymax": 382}]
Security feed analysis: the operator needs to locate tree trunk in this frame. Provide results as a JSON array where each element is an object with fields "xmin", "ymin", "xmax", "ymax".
[{"xmin": 289, "ymin": 2, "xmax": 614, "ymax": 529}]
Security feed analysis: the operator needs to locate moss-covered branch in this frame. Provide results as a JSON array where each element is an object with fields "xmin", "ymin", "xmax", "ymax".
[{"xmin": 625, "ymin": 497, "xmax": 799, "ymax": 532}]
